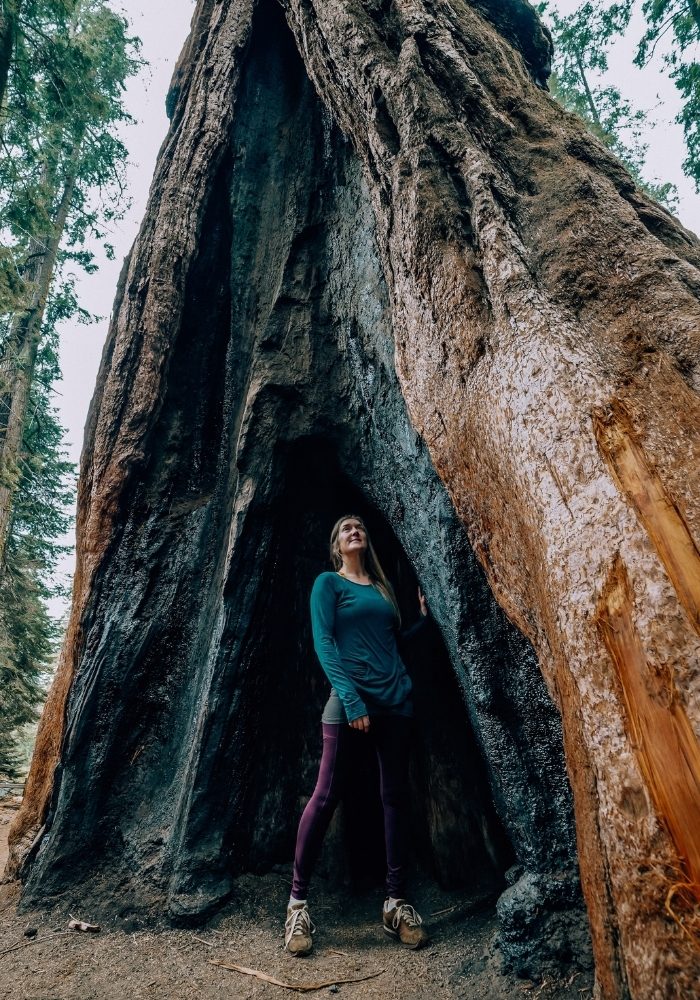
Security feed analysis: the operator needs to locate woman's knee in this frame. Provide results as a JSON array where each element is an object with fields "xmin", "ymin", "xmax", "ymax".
[
  {"xmin": 379, "ymin": 782, "xmax": 408, "ymax": 811},
  {"xmin": 307, "ymin": 783, "xmax": 341, "ymax": 819}
]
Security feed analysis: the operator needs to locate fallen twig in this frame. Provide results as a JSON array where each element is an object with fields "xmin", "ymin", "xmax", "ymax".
[
  {"xmin": 327, "ymin": 948, "xmax": 349, "ymax": 957},
  {"xmin": 0, "ymin": 937, "xmax": 24, "ymax": 958},
  {"xmin": 429, "ymin": 903, "xmax": 460, "ymax": 917},
  {"xmin": 429, "ymin": 893, "xmax": 495, "ymax": 919},
  {"xmin": 210, "ymin": 959, "xmax": 385, "ymax": 992},
  {"xmin": 192, "ymin": 935, "xmax": 214, "ymax": 947},
  {"xmin": 0, "ymin": 929, "xmax": 74, "ymax": 959}
]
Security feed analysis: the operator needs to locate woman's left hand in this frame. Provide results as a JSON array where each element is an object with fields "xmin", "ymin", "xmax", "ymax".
[
  {"xmin": 349, "ymin": 715, "xmax": 371, "ymax": 732},
  {"xmin": 418, "ymin": 586, "xmax": 428, "ymax": 617}
]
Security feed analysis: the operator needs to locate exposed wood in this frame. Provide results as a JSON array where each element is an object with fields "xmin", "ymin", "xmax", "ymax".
[
  {"xmin": 6, "ymin": 2, "xmax": 700, "ymax": 997},
  {"xmin": 596, "ymin": 555, "xmax": 700, "ymax": 899},
  {"xmin": 593, "ymin": 402, "xmax": 700, "ymax": 636}
]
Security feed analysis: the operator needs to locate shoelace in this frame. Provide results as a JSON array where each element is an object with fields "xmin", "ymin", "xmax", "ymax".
[
  {"xmin": 285, "ymin": 906, "xmax": 315, "ymax": 939},
  {"xmin": 392, "ymin": 903, "xmax": 422, "ymax": 930}
]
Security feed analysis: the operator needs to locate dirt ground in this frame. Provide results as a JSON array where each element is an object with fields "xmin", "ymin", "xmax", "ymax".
[{"xmin": 0, "ymin": 806, "xmax": 592, "ymax": 1000}]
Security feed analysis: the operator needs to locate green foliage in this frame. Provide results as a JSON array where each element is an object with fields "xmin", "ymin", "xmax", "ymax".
[
  {"xmin": 544, "ymin": 1, "xmax": 700, "ymax": 191},
  {"xmin": 0, "ymin": 2, "xmax": 141, "ymax": 776},
  {"xmin": 633, "ymin": 0, "xmax": 700, "ymax": 189},
  {"xmin": 539, "ymin": 1, "xmax": 678, "ymax": 208},
  {"xmin": 0, "ymin": 0, "xmax": 141, "ymax": 314},
  {"xmin": 0, "ymin": 310, "xmax": 74, "ymax": 778},
  {"xmin": 600, "ymin": 1, "xmax": 700, "ymax": 182}
]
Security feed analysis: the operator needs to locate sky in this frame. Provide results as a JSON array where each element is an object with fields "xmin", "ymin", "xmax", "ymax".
[{"xmin": 48, "ymin": 0, "xmax": 700, "ymax": 613}]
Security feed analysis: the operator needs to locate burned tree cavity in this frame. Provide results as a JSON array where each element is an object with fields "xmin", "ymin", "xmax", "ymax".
[{"xmin": 10, "ymin": 1, "xmax": 700, "ymax": 996}]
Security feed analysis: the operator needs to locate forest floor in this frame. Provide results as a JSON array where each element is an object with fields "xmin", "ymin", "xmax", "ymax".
[{"xmin": 0, "ymin": 804, "xmax": 592, "ymax": 1000}]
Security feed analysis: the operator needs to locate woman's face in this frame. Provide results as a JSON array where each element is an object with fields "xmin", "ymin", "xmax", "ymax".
[{"xmin": 337, "ymin": 518, "xmax": 368, "ymax": 557}]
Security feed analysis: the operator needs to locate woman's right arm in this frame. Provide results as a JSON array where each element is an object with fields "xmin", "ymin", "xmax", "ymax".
[{"xmin": 310, "ymin": 574, "xmax": 368, "ymax": 723}]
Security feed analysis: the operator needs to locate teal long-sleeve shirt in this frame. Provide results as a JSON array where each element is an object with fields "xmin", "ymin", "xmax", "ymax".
[{"xmin": 310, "ymin": 571, "xmax": 418, "ymax": 723}]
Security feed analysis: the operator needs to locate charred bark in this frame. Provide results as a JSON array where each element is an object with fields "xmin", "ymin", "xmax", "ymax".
[{"xmin": 8, "ymin": 1, "xmax": 700, "ymax": 997}]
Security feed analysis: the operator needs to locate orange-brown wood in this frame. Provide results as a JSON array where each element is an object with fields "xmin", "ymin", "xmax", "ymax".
[
  {"xmin": 594, "ymin": 403, "xmax": 700, "ymax": 637},
  {"xmin": 597, "ymin": 554, "xmax": 700, "ymax": 898}
]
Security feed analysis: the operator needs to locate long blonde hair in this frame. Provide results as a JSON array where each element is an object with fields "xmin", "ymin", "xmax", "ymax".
[{"xmin": 329, "ymin": 514, "xmax": 401, "ymax": 624}]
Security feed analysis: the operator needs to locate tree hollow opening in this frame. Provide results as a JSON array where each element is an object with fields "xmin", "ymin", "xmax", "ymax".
[{"xmin": 227, "ymin": 438, "xmax": 514, "ymax": 897}]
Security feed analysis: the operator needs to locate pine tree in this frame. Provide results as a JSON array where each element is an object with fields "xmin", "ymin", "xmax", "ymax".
[
  {"xmin": 547, "ymin": 0, "xmax": 700, "ymax": 192},
  {"xmin": 629, "ymin": 0, "xmax": 700, "ymax": 190},
  {"xmin": 0, "ymin": 1, "xmax": 140, "ymax": 774},
  {"xmin": 0, "ymin": 304, "xmax": 73, "ymax": 777},
  {"xmin": 539, "ymin": 1, "xmax": 678, "ymax": 208},
  {"xmin": 0, "ymin": 1, "xmax": 22, "ymax": 113},
  {"xmin": 0, "ymin": 0, "xmax": 140, "ymax": 564}
]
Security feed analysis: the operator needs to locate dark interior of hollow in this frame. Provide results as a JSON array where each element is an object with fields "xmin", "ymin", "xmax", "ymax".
[
  {"xmin": 231, "ymin": 437, "xmax": 514, "ymax": 896},
  {"xmin": 158, "ymin": 0, "xmax": 517, "ymax": 902}
]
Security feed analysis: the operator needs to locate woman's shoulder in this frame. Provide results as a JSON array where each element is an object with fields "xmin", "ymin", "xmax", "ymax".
[
  {"xmin": 310, "ymin": 571, "xmax": 342, "ymax": 608},
  {"xmin": 311, "ymin": 571, "xmax": 340, "ymax": 592}
]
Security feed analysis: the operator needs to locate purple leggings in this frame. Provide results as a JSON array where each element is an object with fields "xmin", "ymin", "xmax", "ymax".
[{"xmin": 291, "ymin": 716, "xmax": 413, "ymax": 899}]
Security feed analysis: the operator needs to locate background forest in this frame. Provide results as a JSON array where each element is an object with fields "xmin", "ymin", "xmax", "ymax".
[{"xmin": 0, "ymin": 0, "xmax": 699, "ymax": 777}]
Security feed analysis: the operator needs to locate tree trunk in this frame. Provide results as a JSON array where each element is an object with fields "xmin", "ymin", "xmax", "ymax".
[
  {"xmin": 0, "ymin": 162, "xmax": 78, "ymax": 564},
  {"xmin": 8, "ymin": 1, "xmax": 700, "ymax": 996},
  {"xmin": 574, "ymin": 50, "xmax": 602, "ymax": 129},
  {"xmin": 0, "ymin": 0, "xmax": 22, "ymax": 116}
]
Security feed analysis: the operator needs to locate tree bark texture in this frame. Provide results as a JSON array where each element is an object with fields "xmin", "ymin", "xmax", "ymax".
[
  {"xmin": 7, "ymin": 2, "xmax": 700, "ymax": 996},
  {"xmin": 0, "ymin": 0, "xmax": 22, "ymax": 117}
]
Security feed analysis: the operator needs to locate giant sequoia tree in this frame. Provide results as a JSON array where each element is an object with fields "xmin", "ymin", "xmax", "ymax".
[{"xmin": 7, "ymin": 1, "xmax": 700, "ymax": 997}]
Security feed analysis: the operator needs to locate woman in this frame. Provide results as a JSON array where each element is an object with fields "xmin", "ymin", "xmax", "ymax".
[{"xmin": 284, "ymin": 514, "xmax": 429, "ymax": 956}]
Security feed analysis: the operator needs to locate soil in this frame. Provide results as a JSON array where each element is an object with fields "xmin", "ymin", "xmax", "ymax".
[{"xmin": 0, "ymin": 806, "xmax": 592, "ymax": 1000}]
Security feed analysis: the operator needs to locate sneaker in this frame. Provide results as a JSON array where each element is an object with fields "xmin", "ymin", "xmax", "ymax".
[
  {"xmin": 382, "ymin": 898, "xmax": 429, "ymax": 949},
  {"xmin": 285, "ymin": 902, "xmax": 314, "ymax": 956}
]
